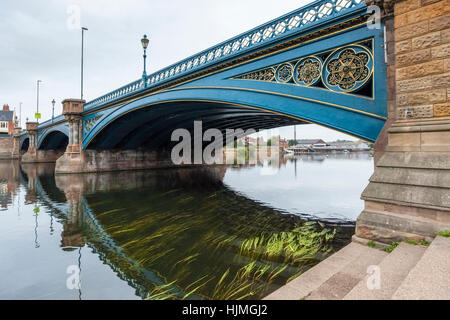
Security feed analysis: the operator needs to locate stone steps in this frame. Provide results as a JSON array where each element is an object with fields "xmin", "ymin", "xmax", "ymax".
[
  {"xmin": 264, "ymin": 242, "xmax": 385, "ymax": 300},
  {"xmin": 264, "ymin": 236, "xmax": 450, "ymax": 300},
  {"xmin": 392, "ymin": 236, "xmax": 450, "ymax": 300},
  {"xmin": 304, "ymin": 245, "xmax": 387, "ymax": 300},
  {"xmin": 343, "ymin": 242, "xmax": 426, "ymax": 300}
]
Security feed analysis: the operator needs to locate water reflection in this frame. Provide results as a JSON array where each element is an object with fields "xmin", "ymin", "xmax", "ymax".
[{"xmin": 0, "ymin": 153, "xmax": 372, "ymax": 299}]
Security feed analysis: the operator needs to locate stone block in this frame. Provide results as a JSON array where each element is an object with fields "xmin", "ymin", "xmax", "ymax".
[
  {"xmin": 445, "ymin": 58, "xmax": 450, "ymax": 71},
  {"xmin": 432, "ymin": 72, "xmax": 450, "ymax": 88},
  {"xmin": 388, "ymin": 131, "xmax": 422, "ymax": 148},
  {"xmin": 395, "ymin": 0, "xmax": 421, "ymax": 15},
  {"xmin": 431, "ymin": 43, "xmax": 450, "ymax": 58},
  {"xmin": 399, "ymin": 1, "xmax": 450, "ymax": 28},
  {"xmin": 412, "ymin": 32, "xmax": 441, "ymax": 50},
  {"xmin": 434, "ymin": 102, "xmax": 450, "ymax": 116},
  {"xmin": 397, "ymin": 76, "xmax": 433, "ymax": 93},
  {"xmin": 429, "ymin": 13, "xmax": 450, "ymax": 32},
  {"xmin": 421, "ymin": 130, "xmax": 450, "ymax": 150},
  {"xmin": 395, "ymin": 39, "xmax": 412, "ymax": 54},
  {"xmin": 396, "ymin": 48, "xmax": 431, "ymax": 67},
  {"xmin": 442, "ymin": 29, "xmax": 450, "ymax": 43},
  {"xmin": 396, "ymin": 60, "xmax": 444, "ymax": 80},
  {"xmin": 396, "ymin": 21, "xmax": 429, "ymax": 41},
  {"xmin": 407, "ymin": 88, "xmax": 447, "ymax": 105},
  {"xmin": 397, "ymin": 93, "xmax": 409, "ymax": 106}
]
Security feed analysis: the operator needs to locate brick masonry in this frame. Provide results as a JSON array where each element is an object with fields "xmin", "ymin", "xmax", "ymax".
[
  {"xmin": 394, "ymin": 0, "xmax": 450, "ymax": 119},
  {"xmin": 0, "ymin": 137, "xmax": 14, "ymax": 159}
]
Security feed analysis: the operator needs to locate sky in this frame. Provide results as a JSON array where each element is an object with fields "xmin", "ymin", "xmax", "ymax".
[{"xmin": 0, "ymin": 0, "xmax": 357, "ymax": 141}]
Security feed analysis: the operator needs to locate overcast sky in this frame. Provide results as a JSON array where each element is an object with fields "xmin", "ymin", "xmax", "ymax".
[{"xmin": 0, "ymin": 0, "xmax": 356, "ymax": 141}]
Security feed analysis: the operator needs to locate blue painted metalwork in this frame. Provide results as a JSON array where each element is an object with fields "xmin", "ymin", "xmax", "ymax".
[
  {"xmin": 28, "ymin": 0, "xmax": 389, "ymax": 151},
  {"xmin": 82, "ymin": 22, "xmax": 386, "ymax": 147},
  {"xmin": 36, "ymin": 122, "xmax": 69, "ymax": 149}
]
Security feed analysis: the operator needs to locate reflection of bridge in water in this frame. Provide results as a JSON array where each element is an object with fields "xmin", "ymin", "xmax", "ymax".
[{"xmin": 14, "ymin": 163, "xmax": 354, "ymax": 299}]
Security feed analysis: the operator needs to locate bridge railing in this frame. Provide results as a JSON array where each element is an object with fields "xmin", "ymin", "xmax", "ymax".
[{"xmin": 83, "ymin": 0, "xmax": 366, "ymax": 111}]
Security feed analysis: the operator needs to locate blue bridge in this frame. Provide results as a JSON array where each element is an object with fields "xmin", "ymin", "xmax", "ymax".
[{"xmin": 19, "ymin": 0, "xmax": 387, "ymax": 171}]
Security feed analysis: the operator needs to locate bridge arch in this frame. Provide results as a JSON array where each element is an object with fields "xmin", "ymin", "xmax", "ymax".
[
  {"xmin": 20, "ymin": 137, "xmax": 29, "ymax": 153},
  {"xmin": 83, "ymin": 86, "xmax": 385, "ymax": 150},
  {"xmin": 38, "ymin": 130, "xmax": 69, "ymax": 151},
  {"xmin": 37, "ymin": 125, "xmax": 69, "ymax": 151},
  {"xmin": 82, "ymin": 24, "xmax": 387, "ymax": 150}
]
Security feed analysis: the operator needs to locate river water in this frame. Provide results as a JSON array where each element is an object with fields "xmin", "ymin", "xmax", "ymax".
[{"xmin": 0, "ymin": 153, "xmax": 373, "ymax": 300}]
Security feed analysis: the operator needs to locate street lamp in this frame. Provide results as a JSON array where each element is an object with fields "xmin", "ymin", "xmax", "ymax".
[
  {"xmin": 81, "ymin": 27, "xmax": 88, "ymax": 100},
  {"xmin": 51, "ymin": 99, "xmax": 56, "ymax": 123},
  {"xmin": 141, "ymin": 34, "xmax": 149, "ymax": 85},
  {"xmin": 36, "ymin": 80, "xmax": 42, "ymax": 122}
]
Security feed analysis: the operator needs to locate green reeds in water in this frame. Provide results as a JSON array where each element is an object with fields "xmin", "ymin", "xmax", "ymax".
[
  {"xmin": 145, "ymin": 222, "xmax": 336, "ymax": 300},
  {"xmin": 240, "ymin": 222, "xmax": 336, "ymax": 264}
]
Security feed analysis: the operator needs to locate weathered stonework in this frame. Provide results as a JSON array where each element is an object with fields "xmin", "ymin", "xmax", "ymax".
[
  {"xmin": 0, "ymin": 137, "xmax": 15, "ymax": 159},
  {"xmin": 357, "ymin": 0, "xmax": 450, "ymax": 243},
  {"xmin": 55, "ymin": 149, "xmax": 178, "ymax": 174}
]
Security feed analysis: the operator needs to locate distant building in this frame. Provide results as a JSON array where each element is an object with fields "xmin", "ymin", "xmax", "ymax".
[
  {"xmin": 295, "ymin": 139, "xmax": 327, "ymax": 148},
  {"xmin": 0, "ymin": 105, "xmax": 15, "ymax": 136},
  {"xmin": 279, "ymin": 139, "xmax": 289, "ymax": 148},
  {"xmin": 327, "ymin": 140, "xmax": 370, "ymax": 150}
]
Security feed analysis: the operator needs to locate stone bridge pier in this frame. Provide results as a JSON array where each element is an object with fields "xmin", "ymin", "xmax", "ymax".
[
  {"xmin": 55, "ymin": 99, "xmax": 182, "ymax": 174},
  {"xmin": 21, "ymin": 122, "xmax": 38, "ymax": 163},
  {"xmin": 355, "ymin": 0, "xmax": 450, "ymax": 243}
]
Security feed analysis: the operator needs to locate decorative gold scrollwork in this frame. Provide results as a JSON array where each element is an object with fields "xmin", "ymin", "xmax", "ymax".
[
  {"xmin": 323, "ymin": 46, "xmax": 373, "ymax": 92},
  {"xmin": 294, "ymin": 57, "xmax": 322, "ymax": 86},
  {"xmin": 84, "ymin": 116, "xmax": 101, "ymax": 133},
  {"xmin": 231, "ymin": 42, "xmax": 373, "ymax": 96},
  {"xmin": 275, "ymin": 63, "xmax": 294, "ymax": 83},
  {"xmin": 239, "ymin": 68, "xmax": 276, "ymax": 81}
]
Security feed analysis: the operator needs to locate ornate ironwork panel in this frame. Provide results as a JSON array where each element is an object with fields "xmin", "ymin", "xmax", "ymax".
[{"xmin": 232, "ymin": 40, "xmax": 374, "ymax": 97}]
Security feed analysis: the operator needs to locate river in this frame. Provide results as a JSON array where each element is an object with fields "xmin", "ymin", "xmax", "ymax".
[{"xmin": 0, "ymin": 152, "xmax": 373, "ymax": 300}]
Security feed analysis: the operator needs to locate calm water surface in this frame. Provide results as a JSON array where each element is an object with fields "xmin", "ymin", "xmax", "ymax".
[{"xmin": 0, "ymin": 153, "xmax": 373, "ymax": 300}]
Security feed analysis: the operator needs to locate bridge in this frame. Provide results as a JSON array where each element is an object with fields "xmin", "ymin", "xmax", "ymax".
[
  {"xmin": 3, "ymin": 0, "xmax": 450, "ymax": 256},
  {"xmin": 17, "ymin": 0, "xmax": 386, "ymax": 170}
]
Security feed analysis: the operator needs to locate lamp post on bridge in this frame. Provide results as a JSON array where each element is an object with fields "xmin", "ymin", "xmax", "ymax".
[
  {"xmin": 51, "ymin": 99, "xmax": 55, "ymax": 123},
  {"xmin": 81, "ymin": 27, "xmax": 88, "ymax": 101},
  {"xmin": 36, "ymin": 80, "xmax": 42, "ymax": 123},
  {"xmin": 141, "ymin": 34, "xmax": 149, "ymax": 86}
]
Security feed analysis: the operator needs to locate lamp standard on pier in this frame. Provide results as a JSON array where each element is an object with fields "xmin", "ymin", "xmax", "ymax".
[
  {"xmin": 81, "ymin": 27, "xmax": 88, "ymax": 100},
  {"xmin": 51, "ymin": 99, "xmax": 56, "ymax": 123},
  {"xmin": 141, "ymin": 34, "xmax": 149, "ymax": 86},
  {"xmin": 36, "ymin": 80, "xmax": 42, "ymax": 123}
]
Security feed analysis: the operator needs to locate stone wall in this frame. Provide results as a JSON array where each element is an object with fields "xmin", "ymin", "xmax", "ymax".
[
  {"xmin": 355, "ymin": 0, "xmax": 450, "ymax": 243},
  {"xmin": 55, "ymin": 149, "xmax": 189, "ymax": 174},
  {"xmin": 395, "ymin": 0, "xmax": 450, "ymax": 120},
  {"xmin": 0, "ymin": 137, "xmax": 14, "ymax": 159}
]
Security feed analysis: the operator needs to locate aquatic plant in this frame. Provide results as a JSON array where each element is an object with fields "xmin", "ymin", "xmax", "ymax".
[
  {"xmin": 239, "ymin": 223, "xmax": 336, "ymax": 264},
  {"xmin": 87, "ymin": 184, "xmax": 340, "ymax": 300}
]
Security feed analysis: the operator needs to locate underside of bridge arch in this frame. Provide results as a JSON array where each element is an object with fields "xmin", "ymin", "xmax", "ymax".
[
  {"xmin": 86, "ymin": 101, "xmax": 307, "ymax": 151},
  {"xmin": 20, "ymin": 138, "xmax": 29, "ymax": 153},
  {"xmin": 39, "ymin": 131, "xmax": 69, "ymax": 151}
]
